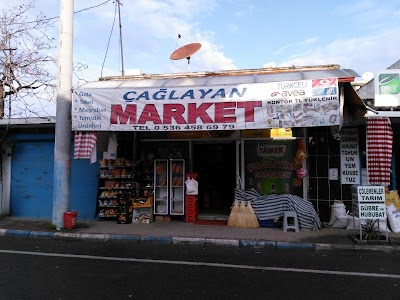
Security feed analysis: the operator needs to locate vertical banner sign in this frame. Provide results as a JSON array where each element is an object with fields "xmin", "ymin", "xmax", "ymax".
[
  {"xmin": 340, "ymin": 128, "xmax": 360, "ymax": 185},
  {"xmin": 72, "ymin": 78, "xmax": 340, "ymax": 131}
]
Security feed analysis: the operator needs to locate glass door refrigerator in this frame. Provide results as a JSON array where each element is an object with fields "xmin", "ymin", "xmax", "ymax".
[
  {"xmin": 170, "ymin": 159, "xmax": 185, "ymax": 215},
  {"xmin": 153, "ymin": 159, "xmax": 168, "ymax": 215}
]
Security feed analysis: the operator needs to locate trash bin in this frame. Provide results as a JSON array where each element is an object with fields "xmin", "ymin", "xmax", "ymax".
[{"xmin": 63, "ymin": 211, "xmax": 78, "ymax": 229}]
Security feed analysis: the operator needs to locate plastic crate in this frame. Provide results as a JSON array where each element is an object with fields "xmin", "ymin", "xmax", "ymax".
[
  {"xmin": 185, "ymin": 195, "xmax": 198, "ymax": 203},
  {"xmin": 185, "ymin": 201, "xmax": 198, "ymax": 210},
  {"xmin": 258, "ymin": 219, "xmax": 276, "ymax": 228},
  {"xmin": 185, "ymin": 214, "xmax": 198, "ymax": 222},
  {"xmin": 185, "ymin": 207, "xmax": 199, "ymax": 216}
]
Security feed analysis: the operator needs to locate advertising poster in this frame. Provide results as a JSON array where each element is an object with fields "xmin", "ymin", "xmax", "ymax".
[
  {"xmin": 72, "ymin": 78, "xmax": 340, "ymax": 131},
  {"xmin": 245, "ymin": 141, "xmax": 295, "ymax": 195}
]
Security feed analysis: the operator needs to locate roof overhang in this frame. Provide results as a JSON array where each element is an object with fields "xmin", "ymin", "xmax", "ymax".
[
  {"xmin": 0, "ymin": 117, "xmax": 56, "ymax": 129},
  {"xmin": 82, "ymin": 64, "xmax": 360, "ymax": 89}
]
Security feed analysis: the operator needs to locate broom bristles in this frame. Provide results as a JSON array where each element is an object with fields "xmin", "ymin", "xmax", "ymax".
[
  {"xmin": 228, "ymin": 200, "xmax": 240, "ymax": 227},
  {"xmin": 228, "ymin": 200, "xmax": 259, "ymax": 228},
  {"xmin": 247, "ymin": 201, "xmax": 260, "ymax": 228}
]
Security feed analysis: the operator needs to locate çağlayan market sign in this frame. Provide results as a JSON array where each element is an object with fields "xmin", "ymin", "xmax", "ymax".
[{"xmin": 72, "ymin": 78, "xmax": 339, "ymax": 131}]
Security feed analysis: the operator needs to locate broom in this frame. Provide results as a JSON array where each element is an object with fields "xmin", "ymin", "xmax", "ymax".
[
  {"xmin": 246, "ymin": 201, "xmax": 260, "ymax": 228},
  {"xmin": 228, "ymin": 200, "xmax": 240, "ymax": 227},
  {"xmin": 237, "ymin": 201, "xmax": 256, "ymax": 228},
  {"xmin": 236, "ymin": 200, "xmax": 246, "ymax": 228}
]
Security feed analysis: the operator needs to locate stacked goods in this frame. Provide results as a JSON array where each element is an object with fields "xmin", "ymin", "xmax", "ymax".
[
  {"xmin": 172, "ymin": 162, "xmax": 182, "ymax": 173},
  {"xmin": 172, "ymin": 175, "xmax": 183, "ymax": 186},
  {"xmin": 117, "ymin": 194, "xmax": 133, "ymax": 224},
  {"xmin": 185, "ymin": 195, "xmax": 198, "ymax": 222}
]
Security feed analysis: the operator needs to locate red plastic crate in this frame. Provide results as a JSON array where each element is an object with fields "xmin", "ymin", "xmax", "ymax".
[
  {"xmin": 185, "ymin": 201, "xmax": 198, "ymax": 210},
  {"xmin": 185, "ymin": 207, "xmax": 199, "ymax": 216},
  {"xmin": 185, "ymin": 195, "xmax": 198, "ymax": 203},
  {"xmin": 185, "ymin": 214, "xmax": 198, "ymax": 222}
]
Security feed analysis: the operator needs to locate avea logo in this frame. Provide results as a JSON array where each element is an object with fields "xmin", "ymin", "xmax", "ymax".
[
  {"xmin": 271, "ymin": 92, "xmax": 280, "ymax": 97},
  {"xmin": 271, "ymin": 90, "xmax": 305, "ymax": 98}
]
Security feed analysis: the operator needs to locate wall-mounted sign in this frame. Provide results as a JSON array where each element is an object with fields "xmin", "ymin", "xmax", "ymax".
[
  {"xmin": 374, "ymin": 69, "xmax": 400, "ymax": 107},
  {"xmin": 340, "ymin": 128, "xmax": 360, "ymax": 185},
  {"xmin": 245, "ymin": 140, "xmax": 294, "ymax": 195},
  {"xmin": 72, "ymin": 78, "xmax": 339, "ymax": 131}
]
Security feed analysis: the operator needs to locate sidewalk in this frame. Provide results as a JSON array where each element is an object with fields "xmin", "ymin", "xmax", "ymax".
[{"xmin": 1, "ymin": 217, "xmax": 399, "ymax": 252}]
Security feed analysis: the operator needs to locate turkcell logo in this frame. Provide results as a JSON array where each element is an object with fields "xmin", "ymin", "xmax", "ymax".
[
  {"xmin": 379, "ymin": 73, "xmax": 400, "ymax": 95},
  {"xmin": 312, "ymin": 87, "xmax": 337, "ymax": 96}
]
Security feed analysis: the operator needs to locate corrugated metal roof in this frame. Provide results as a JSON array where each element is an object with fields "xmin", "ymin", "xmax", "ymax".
[{"xmin": 80, "ymin": 65, "xmax": 360, "ymax": 89}]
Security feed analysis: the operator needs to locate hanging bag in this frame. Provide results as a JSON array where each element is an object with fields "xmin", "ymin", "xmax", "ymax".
[{"xmin": 185, "ymin": 176, "xmax": 198, "ymax": 195}]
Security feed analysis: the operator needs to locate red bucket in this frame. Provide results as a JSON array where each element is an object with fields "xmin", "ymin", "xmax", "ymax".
[{"xmin": 63, "ymin": 211, "xmax": 78, "ymax": 229}]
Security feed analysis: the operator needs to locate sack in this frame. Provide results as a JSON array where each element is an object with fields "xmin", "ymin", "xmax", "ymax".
[
  {"xmin": 387, "ymin": 204, "xmax": 400, "ymax": 233},
  {"xmin": 328, "ymin": 201, "xmax": 347, "ymax": 226},
  {"xmin": 185, "ymin": 177, "xmax": 198, "ymax": 195},
  {"xmin": 346, "ymin": 216, "xmax": 368, "ymax": 230},
  {"xmin": 386, "ymin": 190, "xmax": 400, "ymax": 211},
  {"xmin": 332, "ymin": 215, "xmax": 351, "ymax": 229}
]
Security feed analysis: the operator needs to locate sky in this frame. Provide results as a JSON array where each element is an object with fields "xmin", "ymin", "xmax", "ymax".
[{"xmin": 1, "ymin": 0, "xmax": 400, "ymax": 116}]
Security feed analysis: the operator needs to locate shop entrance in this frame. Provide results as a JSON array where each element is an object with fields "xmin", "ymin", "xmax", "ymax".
[{"xmin": 193, "ymin": 142, "xmax": 237, "ymax": 215}]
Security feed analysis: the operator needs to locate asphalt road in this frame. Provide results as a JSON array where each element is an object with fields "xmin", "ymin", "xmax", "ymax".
[{"xmin": 0, "ymin": 236, "xmax": 399, "ymax": 299}]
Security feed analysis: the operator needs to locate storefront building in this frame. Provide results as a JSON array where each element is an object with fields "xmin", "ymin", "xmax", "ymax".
[{"xmin": 70, "ymin": 65, "xmax": 366, "ymax": 222}]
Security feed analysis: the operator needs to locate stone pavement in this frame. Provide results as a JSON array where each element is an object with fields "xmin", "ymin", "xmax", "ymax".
[{"xmin": 0, "ymin": 217, "xmax": 399, "ymax": 252}]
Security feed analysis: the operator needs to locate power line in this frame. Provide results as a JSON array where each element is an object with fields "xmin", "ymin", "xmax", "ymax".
[{"xmin": 6, "ymin": 0, "xmax": 113, "ymax": 25}]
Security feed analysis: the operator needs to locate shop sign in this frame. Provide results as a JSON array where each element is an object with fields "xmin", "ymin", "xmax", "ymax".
[
  {"xmin": 72, "ymin": 78, "xmax": 339, "ymax": 131},
  {"xmin": 351, "ymin": 185, "xmax": 386, "ymax": 220},
  {"xmin": 340, "ymin": 128, "xmax": 360, "ymax": 185},
  {"xmin": 374, "ymin": 69, "xmax": 400, "ymax": 107},
  {"xmin": 245, "ymin": 141, "xmax": 294, "ymax": 194},
  {"xmin": 257, "ymin": 144, "xmax": 287, "ymax": 159}
]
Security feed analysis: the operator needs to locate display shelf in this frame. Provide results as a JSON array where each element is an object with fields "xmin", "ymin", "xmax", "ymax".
[
  {"xmin": 153, "ymin": 159, "xmax": 169, "ymax": 215},
  {"xmin": 97, "ymin": 158, "xmax": 140, "ymax": 220},
  {"xmin": 98, "ymin": 214, "xmax": 118, "ymax": 218},
  {"xmin": 169, "ymin": 159, "xmax": 185, "ymax": 215}
]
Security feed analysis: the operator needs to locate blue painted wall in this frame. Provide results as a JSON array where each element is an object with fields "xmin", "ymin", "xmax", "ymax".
[{"xmin": 9, "ymin": 133, "xmax": 99, "ymax": 219}]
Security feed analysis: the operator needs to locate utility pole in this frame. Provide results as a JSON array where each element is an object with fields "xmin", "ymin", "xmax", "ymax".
[
  {"xmin": 117, "ymin": 0, "xmax": 125, "ymax": 76},
  {"xmin": 52, "ymin": 0, "xmax": 74, "ymax": 229}
]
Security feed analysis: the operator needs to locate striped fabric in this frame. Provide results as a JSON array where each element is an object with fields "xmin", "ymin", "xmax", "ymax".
[
  {"xmin": 74, "ymin": 131, "xmax": 97, "ymax": 160},
  {"xmin": 366, "ymin": 117, "xmax": 393, "ymax": 186},
  {"xmin": 234, "ymin": 189, "xmax": 321, "ymax": 230}
]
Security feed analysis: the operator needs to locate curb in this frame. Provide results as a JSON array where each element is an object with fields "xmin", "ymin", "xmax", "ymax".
[
  {"xmin": 0, "ymin": 229, "xmax": 399, "ymax": 252},
  {"xmin": 172, "ymin": 237, "xmax": 206, "ymax": 245},
  {"xmin": 276, "ymin": 242, "xmax": 315, "ymax": 250}
]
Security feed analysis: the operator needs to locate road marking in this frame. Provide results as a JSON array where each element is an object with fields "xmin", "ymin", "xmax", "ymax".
[{"xmin": 1, "ymin": 249, "xmax": 399, "ymax": 279}]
